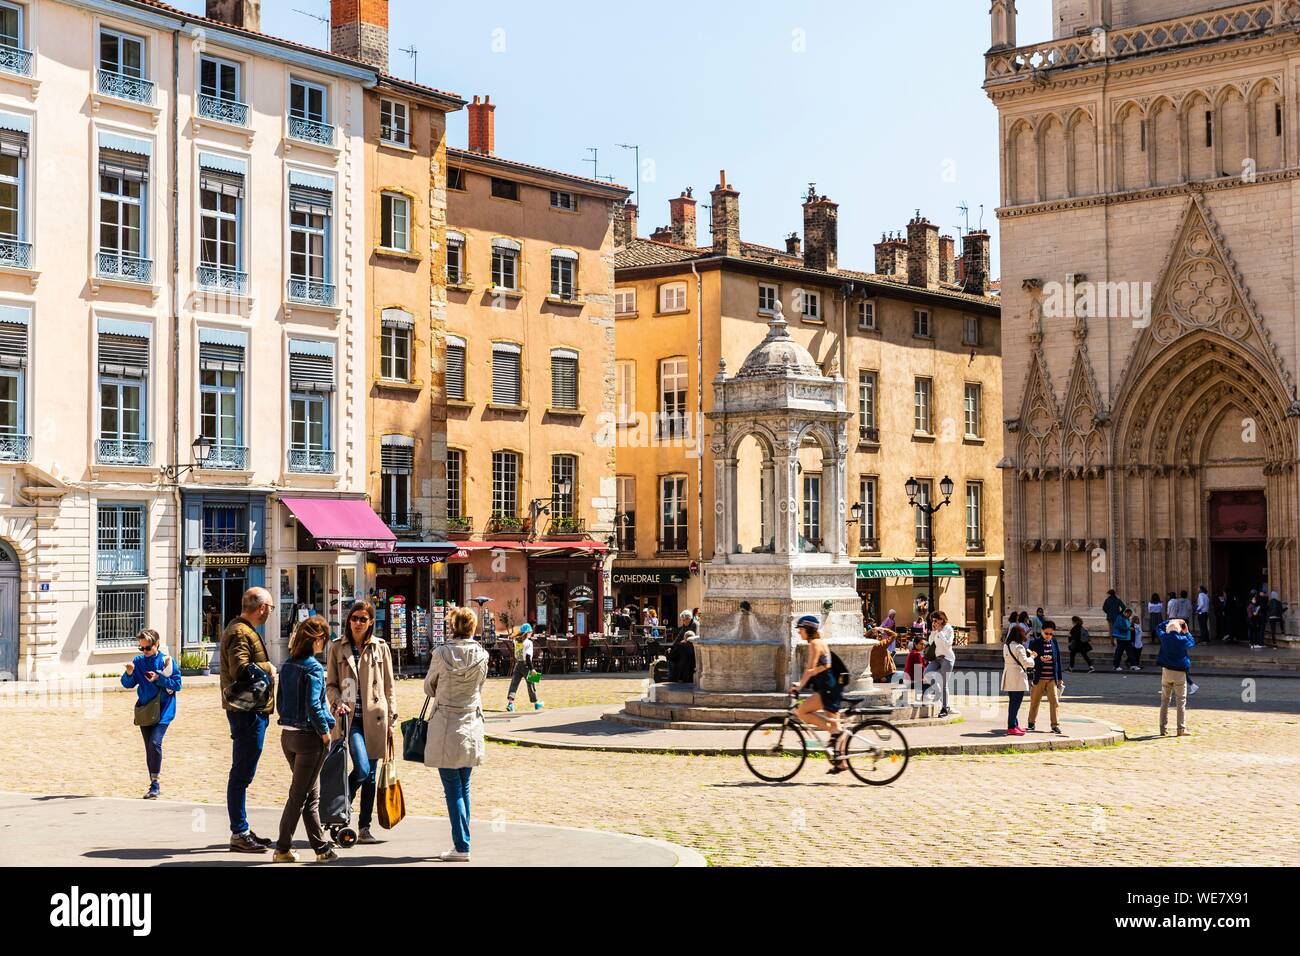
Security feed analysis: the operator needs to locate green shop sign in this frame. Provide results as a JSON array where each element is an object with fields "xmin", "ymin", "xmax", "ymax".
[{"xmin": 856, "ymin": 562, "xmax": 963, "ymax": 580}]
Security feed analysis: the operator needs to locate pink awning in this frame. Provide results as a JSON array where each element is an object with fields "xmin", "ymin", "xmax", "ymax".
[{"xmin": 281, "ymin": 497, "xmax": 396, "ymax": 553}]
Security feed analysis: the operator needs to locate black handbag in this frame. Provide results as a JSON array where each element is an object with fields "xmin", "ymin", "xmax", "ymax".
[
  {"xmin": 400, "ymin": 695, "xmax": 432, "ymax": 762},
  {"xmin": 133, "ymin": 688, "xmax": 162, "ymax": 727}
]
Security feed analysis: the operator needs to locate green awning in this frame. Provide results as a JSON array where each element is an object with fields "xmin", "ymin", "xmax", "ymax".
[{"xmin": 856, "ymin": 561, "xmax": 963, "ymax": 580}]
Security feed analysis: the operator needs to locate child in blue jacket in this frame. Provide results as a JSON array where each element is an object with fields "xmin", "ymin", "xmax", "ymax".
[{"xmin": 120, "ymin": 628, "xmax": 182, "ymax": 799}]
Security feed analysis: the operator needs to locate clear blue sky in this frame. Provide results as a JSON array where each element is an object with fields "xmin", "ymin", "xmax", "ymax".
[{"xmin": 178, "ymin": 0, "xmax": 1055, "ymax": 277}]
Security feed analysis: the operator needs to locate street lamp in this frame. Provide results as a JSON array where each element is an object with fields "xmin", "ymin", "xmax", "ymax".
[
  {"xmin": 162, "ymin": 436, "xmax": 214, "ymax": 482},
  {"xmin": 906, "ymin": 475, "xmax": 954, "ymax": 625},
  {"xmin": 528, "ymin": 480, "xmax": 573, "ymax": 537}
]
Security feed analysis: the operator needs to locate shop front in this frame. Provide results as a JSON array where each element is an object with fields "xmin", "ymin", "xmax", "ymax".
[
  {"xmin": 856, "ymin": 560, "xmax": 963, "ymax": 630},
  {"xmin": 611, "ymin": 566, "xmax": 689, "ymax": 624},
  {"xmin": 181, "ymin": 491, "xmax": 269, "ymax": 652},
  {"xmin": 274, "ymin": 496, "xmax": 396, "ymax": 658},
  {"xmin": 369, "ymin": 541, "xmax": 459, "ymax": 675},
  {"xmin": 527, "ymin": 547, "xmax": 606, "ymax": 639}
]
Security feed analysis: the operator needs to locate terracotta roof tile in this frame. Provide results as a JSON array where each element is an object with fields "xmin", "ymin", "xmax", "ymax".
[{"xmin": 448, "ymin": 148, "xmax": 629, "ymax": 194}]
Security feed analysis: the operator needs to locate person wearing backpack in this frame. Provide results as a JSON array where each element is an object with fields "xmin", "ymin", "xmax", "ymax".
[
  {"xmin": 273, "ymin": 616, "xmax": 338, "ymax": 864},
  {"xmin": 790, "ymin": 615, "xmax": 849, "ymax": 774},
  {"xmin": 121, "ymin": 628, "xmax": 181, "ymax": 800},
  {"xmin": 924, "ymin": 611, "xmax": 957, "ymax": 718}
]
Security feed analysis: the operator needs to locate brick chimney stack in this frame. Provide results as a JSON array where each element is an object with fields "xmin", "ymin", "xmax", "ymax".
[
  {"xmin": 874, "ymin": 233, "xmax": 908, "ymax": 276},
  {"xmin": 962, "ymin": 230, "xmax": 992, "ymax": 296},
  {"xmin": 710, "ymin": 170, "xmax": 741, "ymax": 257},
  {"xmin": 206, "ymin": 0, "xmax": 260, "ymax": 30},
  {"xmin": 650, "ymin": 225, "xmax": 674, "ymax": 244},
  {"xmin": 907, "ymin": 214, "xmax": 941, "ymax": 288},
  {"xmin": 613, "ymin": 201, "xmax": 638, "ymax": 249},
  {"xmin": 802, "ymin": 186, "xmax": 839, "ymax": 273},
  {"xmin": 467, "ymin": 95, "xmax": 495, "ymax": 154},
  {"xmin": 939, "ymin": 235, "xmax": 956, "ymax": 284},
  {"xmin": 669, "ymin": 189, "xmax": 697, "ymax": 247},
  {"xmin": 786, "ymin": 233, "xmax": 802, "ymax": 257},
  {"xmin": 330, "ymin": 0, "xmax": 389, "ymax": 70}
]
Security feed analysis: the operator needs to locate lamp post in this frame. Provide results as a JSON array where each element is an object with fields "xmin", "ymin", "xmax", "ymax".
[
  {"xmin": 161, "ymin": 436, "xmax": 214, "ymax": 482},
  {"xmin": 528, "ymin": 480, "xmax": 573, "ymax": 538},
  {"xmin": 906, "ymin": 475, "xmax": 954, "ymax": 625}
]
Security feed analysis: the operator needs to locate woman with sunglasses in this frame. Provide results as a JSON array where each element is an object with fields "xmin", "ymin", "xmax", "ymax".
[
  {"xmin": 326, "ymin": 599, "xmax": 398, "ymax": 846},
  {"xmin": 120, "ymin": 628, "xmax": 182, "ymax": 799}
]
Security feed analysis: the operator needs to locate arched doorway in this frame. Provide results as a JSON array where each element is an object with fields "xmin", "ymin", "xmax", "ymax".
[{"xmin": 0, "ymin": 542, "xmax": 19, "ymax": 679}]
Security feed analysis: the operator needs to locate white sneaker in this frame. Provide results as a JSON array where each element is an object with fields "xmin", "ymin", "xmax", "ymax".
[
  {"xmin": 437, "ymin": 849, "xmax": 470, "ymax": 862},
  {"xmin": 1188, "ymin": 682, "xmax": 1199, "ymax": 696},
  {"xmin": 1129, "ymin": 666, "xmax": 1142, "ymax": 672}
]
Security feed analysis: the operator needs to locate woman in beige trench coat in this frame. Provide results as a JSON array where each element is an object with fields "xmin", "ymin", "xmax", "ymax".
[
  {"xmin": 423, "ymin": 606, "xmax": 488, "ymax": 861},
  {"xmin": 326, "ymin": 600, "xmax": 397, "ymax": 844}
]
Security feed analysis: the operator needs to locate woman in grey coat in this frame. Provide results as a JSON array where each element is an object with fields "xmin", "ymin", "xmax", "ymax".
[{"xmin": 423, "ymin": 606, "xmax": 489, "ymax": 862}]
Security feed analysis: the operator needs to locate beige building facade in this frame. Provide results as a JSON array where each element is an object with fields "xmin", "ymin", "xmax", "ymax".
[
  {"xmin": 440, "ymin": 97, "xmax": 628, "ymax": 639},
  {"xmin": 613, "ymin": 179, "xmax": 1005, "ymax": 641},
  {"xmin": 989, "ymin": 0, "xmax": 1300, "ymax": 641}
]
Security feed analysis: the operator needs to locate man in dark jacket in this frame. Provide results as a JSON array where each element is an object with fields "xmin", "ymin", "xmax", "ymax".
[
  {"xmin": 220, "ymin": 587, "xmax": 277, "ymax": 853},
  {"xmin": 1102, "ymin": 589, "xmax": 1126, "ymax": 628},
  {"xmin": 666, "ymin": 629, "xmax": 696, "ymax": 684},
  {"xmin": 1026, "ymin": 620, "xmax": 1065, "ymax": 735}
]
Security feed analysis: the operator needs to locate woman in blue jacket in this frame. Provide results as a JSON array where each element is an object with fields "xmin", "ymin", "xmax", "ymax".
[
  {"xmin": 120, "ymin": 628, "xmax": 182, "ymax": 800},
  {"xmin": 273, "ymin": 616, "xmax": 338, "ymax": 863}
]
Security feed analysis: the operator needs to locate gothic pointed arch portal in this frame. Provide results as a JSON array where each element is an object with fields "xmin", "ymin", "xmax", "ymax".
[{"xmin": 1111, "ymin": 196, "xmax": 1299, "ymax": 612}]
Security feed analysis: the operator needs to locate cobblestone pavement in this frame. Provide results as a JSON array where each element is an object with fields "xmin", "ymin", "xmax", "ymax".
[{"xmin": 3, "ymin": 671, "xmax": 1296, "ymax": 866}]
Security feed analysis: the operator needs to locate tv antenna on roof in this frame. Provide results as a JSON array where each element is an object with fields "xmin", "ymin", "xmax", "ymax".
[
  {"xmin": 584, "ymin": 147, "xmax": 615, "ymax": 183},
  {"xmin": 616, "ymin": 143, "xmax": 640, "ymax": 208},
  {"xmin": 957, "ymin": 201, "xmax": 971, "ymax": 235},
  {"xmin": 294, "ymin": 8, "xmax": 330, "ymax": 46},
  {"xmin": 400, "ymin": 44, "xmax": 418, "ymax": 83}
]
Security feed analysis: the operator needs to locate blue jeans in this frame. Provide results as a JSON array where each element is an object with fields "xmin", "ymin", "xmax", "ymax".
[
  {"xmin": 348, "ymin": 716, "xmax": 377, "ymax": 830},
  {"xmin": 438, "ymin": 767, "xmax": 473, "ymax": 853},
  {"xmin": 139, "ymin": 722, "xmax": 169, "ymax": 776},
  {"xmin": 1006, "ymin": 690, "xmax": 1025, "ymax": 730},
  {"xmin": 227, "ymin": 711, "xmax": 268, "ymax": 835}
]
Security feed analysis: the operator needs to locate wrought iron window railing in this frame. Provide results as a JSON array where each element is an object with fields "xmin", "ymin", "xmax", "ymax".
[
  {"xmin": 198, "ymin": 93, "xmax": 249, "ymax": 126},
  {"xmin": 98, "ymin": 68, "xmax": 155, "ymax": 105},
  {"xmin": 287, "ymin": 448, "xmax": 335, "ymax": 474},
  {"xmin": 379, "ymin": 511, "xmax": 425, "ymax": 534},
  {"xmin": 287, "ymin": 277, "xmax": 336, "ymax": 307},
  {"xmin": 0, "ymin": 237, "xmax": 32, "ymax": 269},
  {"xmin": 197, "ymin": 265, "xmax": 249, "ymax": 295},
  {"xmin": 202, "ymin": 530, "xmax": 249, "ymax": 554},
  {"xmin": 288, "ymin": 116, "xmax": 335, "ymax": 146},
  {"xmin": 202, "ymin": 444, "xmax": 248, "ymax": 471},
  {"xmin": 95, "ymin": 586, "xmax": 146, "ymax": 648},
  {"xmin": 0, "ymin": 433, "xmax": 31, "ymax": 462},
  {"xmin": 98, "ymin": 252, "xmax": 154, "ymax": 284},
  {"xmin": 97, "ymin": 438, "xmax": 155, "ymax": 466},
  {"xmin": 0, "ymin": 44, "xmax": 33, "ymax": 77}
]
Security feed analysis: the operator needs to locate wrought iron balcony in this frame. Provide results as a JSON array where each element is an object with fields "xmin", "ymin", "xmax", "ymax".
[
  {"xmin": 288, "ymin": 448, "xmax": 335, "ymax": 474},
  {"xmin": 859, "ymin": 425, "xmax": 880, "ymax": 444},
  {"xmin": 485, "ymin": 513, "xmax": 528, "ymax": 537},
  {"xmin": 915, "ymin": 535, "xmax": 934, "ymax": 554},
  {"xmin": 98, "ymin": 69, "xmax": 155, "ymax": 105},
  {"xmin": 97, "ymin": 439, "xmax": 155, "ymax": 466},
  {"xmin": 287, "ymin": 277, "xmax": 336, "ymax": 307},
  {"xmin": 447, "ymin": 514, "xmax": 473, "ymax": 538},
  {"xmin": 859, "ymin": 535, "xmax": 880, "ymax": 553},
  {"xmin": 0, "ymin": 237, "xmax": 31, "ymax": 269},
  {"xmin": 288, "ymin": 115, "xmax": 335, "ymax": 147},
  {"xmin": 202, "ymin": 444, "xmax": 248, "ymax": 471},
  {"xmin": 0, "ymin": 44, "xmax": 33, "ymax": 77},
  {"xmin": 0, "ymin": 433, "xmax": 31, "ymax": 462},
  {"xmin": 379, "ymin": 511, "xmax": 425, "ymax": 535},
  {"xmin": 96, "ymin": 551, "xmax": 147, "ymax": 579},
  {"xmin": 198, "ymin": 93, "xmax": 249, "ymax": 127},
  {"xmin": 967, "ymin": 537, "xmax": 986, "ymax": 553},
  {"xmin": 197, "ymin": 265, "xmax": 248, "ymax": 295},
  {"xmin": 543, "ymin": 516, "xmax": 587, "ymax": 538},
  {"xmin": 98, "ymin": 252, "xmax": 154, "ymax": 284},
  {"xmin": 202, "ymin": 530, "xmax": 249, "ymax": 554}
]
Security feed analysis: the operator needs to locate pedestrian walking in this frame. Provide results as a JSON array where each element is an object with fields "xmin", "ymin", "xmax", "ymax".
[
  {"xmin": 924, "ymin": 611, "xmax": 957, "ymax": 718},
  {"xmin": 1001, "ymin": 622, "xmax": 1036, "ymax": 736},
  {"xmin": 1111, "ymin": 607, "xmax": 1135, "ymax": 671},
  {"xmin": 424, "ymin": 605, "xmax": 489, "ymax": 862},
  {"xmin": 1027, "ymin": 620, "xmax": 1065, "ymax": 735},
  {"xmin": 1265, "ymin": 591, "xmax": 1287, "ymax": 649},
  {"xmin": 1067, "ymin": 616, "xmax": 1094, "ymax": 672},
  {"xmin": 1130, "ymin": 614, "xmax": 1145, "ymax": 671},
  {"xmin": 121, "ymin": 628, "xmax": 181, "ymax": 800},
  {"xmin": 1146, "ymin": 593, "xmax": 1164, "ymax": 638},
  {"xmin": 1195, "ymin": 586, "xmax": 1210, "ymax": 641},
  {"xmin": 1102, "ymin": 589, "xmax": 1125, "ymax": 628},
  {"xmin": 220, "ymin": 586, "xmax": 277, "ymax": 853},
  {"xmin": 505, "ymin": 623, "xmax": 541, "ymax": 711},
  {"xmin": 326, "ymin": 599, "xmax": 398, "ymax": 847},
  {"xmin": 273, "ymin": 616, "xmax": 338, "ymax": 864},
  {"xmin": 1156, "ymin": 618, "xmax": 1195, "ymax": 737}
]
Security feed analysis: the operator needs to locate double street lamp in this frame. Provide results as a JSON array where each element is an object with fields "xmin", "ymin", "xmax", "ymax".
[{"xmin": 906, "ymin": 474, "xmax": 955, "ymax": 624}]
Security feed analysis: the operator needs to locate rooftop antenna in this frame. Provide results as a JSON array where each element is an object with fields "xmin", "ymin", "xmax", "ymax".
[
  {"xmin": 400, "ymin": 44, "xmax": 418, "ymax": 83},
  {"xmin": 293, "ymin": 8, "xmax": 330, "ymax": 46},
  {"xmin": 616, "ymin": 143, "xmax": 640, "ymax": 208},
  {"xmin": 957, "ymin": 201, "xmax": 971, "ymax": 236},
  {"xmin": 584, "ymin": 147, "xmax": 600, "ymax": 182},
  {"xmin": 979, "ymin": 204, "xmax": 986, "ymax": 230}
]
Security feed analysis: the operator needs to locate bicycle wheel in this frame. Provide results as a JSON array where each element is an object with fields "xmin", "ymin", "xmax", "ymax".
[
  {"xmin": 742, "ymin": 716, "xmax": 807, "ymax": 782},
  {"xmin": 842, "ymin": 718, "xmax": 909, "ymax": 785}
]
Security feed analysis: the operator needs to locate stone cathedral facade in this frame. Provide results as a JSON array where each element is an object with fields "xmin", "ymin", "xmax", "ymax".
[{"xmin": 987, "ymin": 0, "xmax": 1300, "ymax": 641}]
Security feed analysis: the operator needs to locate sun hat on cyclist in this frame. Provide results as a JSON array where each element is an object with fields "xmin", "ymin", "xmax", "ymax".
[{"xmin": 795, "ymin": 614, "xmax": 821, "ymax": 631}]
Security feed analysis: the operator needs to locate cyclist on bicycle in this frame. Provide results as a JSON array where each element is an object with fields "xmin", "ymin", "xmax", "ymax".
[{"xmin": 790, "ymin": 614, "xmax": 848, "ymax": 774}]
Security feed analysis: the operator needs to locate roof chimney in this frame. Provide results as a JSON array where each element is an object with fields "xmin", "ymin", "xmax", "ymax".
[
  {"xmin": 939, "ymin": 235, "xmax": 956, "ymax": 284},
  {"xmin": 907, "ymin": 214, "xmax": 941, "ymax": 288},
  {"xmin": 785, "ymin": 232, "xmax": 801, "ymax": 257},
  {"xmin": 467, "ymin": 95, "xmax": 495, "ymax": 154},
  {"xmin": 650, "ymin": 225, "xmax": 674, "ymax": 244},
  {"xmin": 710, "ymin": 170, "xmax": 741, "ymax": 257},
  {"xmin": 874, "ymin": 233, "xmax": 908, "ymax": 277},
  {"xmin": 669, "ymin": 189, "xmax": 697, "ymax": 247},
  {"xmin": 205, "ymin": 0, "xmax": 261, "ymax": 31},
  {"xmin": 613, "ymin": 201, "xmax": 637, "ymax": 249},
  {"xmin": 330, "ymin": 0, "xmax": 389, "ymax": 71},
  {"xmin": 802, "ymin": 186, "xmax": 838, "ymax": 273},
  {"xmin": 962, "ymin": 230, "xmax": 992, "ymax": 296}
]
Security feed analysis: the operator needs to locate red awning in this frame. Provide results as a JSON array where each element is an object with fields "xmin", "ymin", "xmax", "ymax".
[
  {"xmin": 280, "ymin": 497, "xmax": 397, "ymax": 553},
  {"xmin": 450, "ymin": 540, "xmax": 608, "ymax": 556}
]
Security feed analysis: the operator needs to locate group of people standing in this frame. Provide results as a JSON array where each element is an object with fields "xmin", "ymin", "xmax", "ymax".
[
  {"xmin": 1107, "ymin": 586, "xmax": 1286, "ymax": 649},
  {"xmin": 121, "ymin": 587, "xmax": 492, "ymax": 863},
  {"xmin": 1000, "ymin": 612, "xmax": 1066, "ymax": 736}
]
